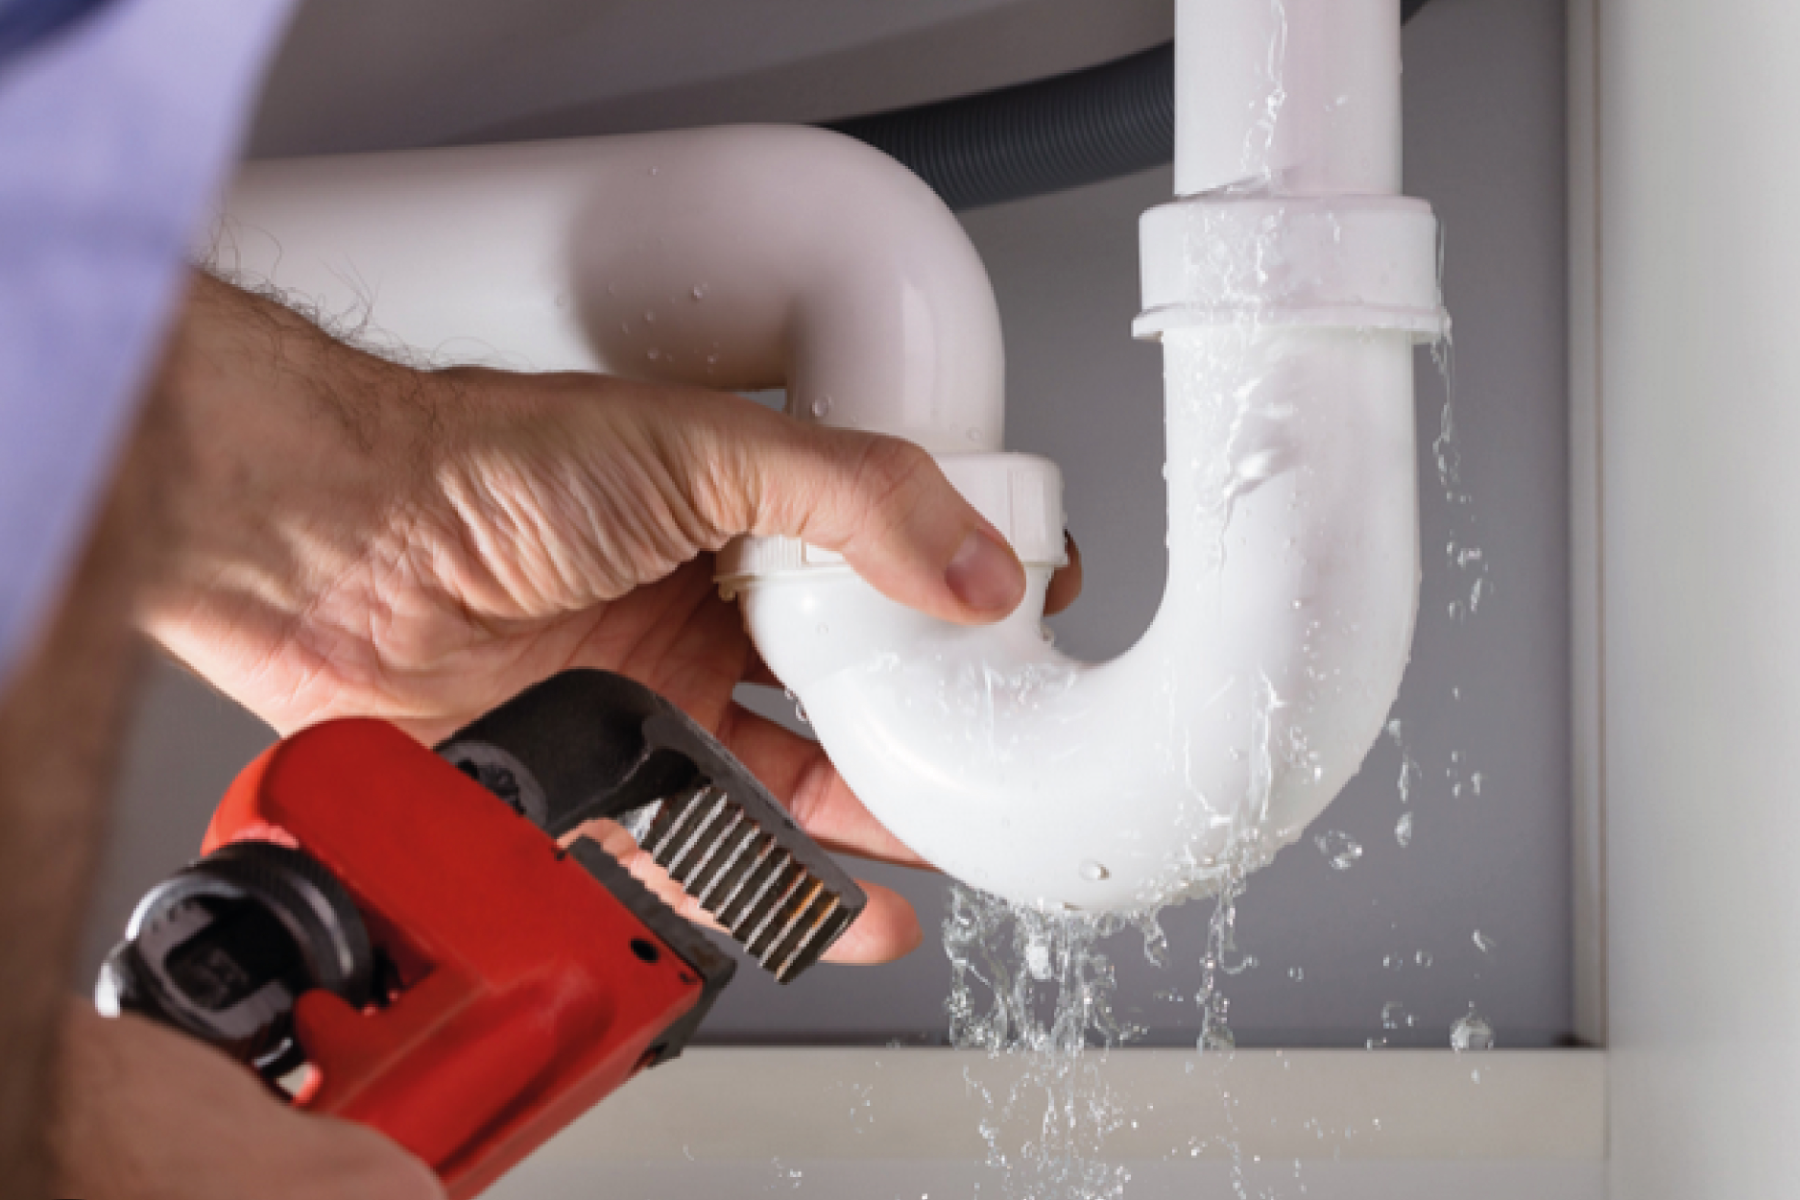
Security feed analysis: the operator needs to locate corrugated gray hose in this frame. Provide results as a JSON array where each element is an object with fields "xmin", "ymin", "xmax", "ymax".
[{"xmin": 831, "ymin": 0, "xmax": 1435, "ymax": 212}]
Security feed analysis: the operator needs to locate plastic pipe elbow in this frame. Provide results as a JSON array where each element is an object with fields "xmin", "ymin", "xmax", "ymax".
[{"xmin": 220, "ymin": 126, "xmax": 1005, "ymax": 453}]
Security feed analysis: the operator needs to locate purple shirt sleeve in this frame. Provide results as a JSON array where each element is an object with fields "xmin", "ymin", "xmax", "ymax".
[{"xmin": 0, "ymin": 0, "xmax": 293, "ymax": 688}]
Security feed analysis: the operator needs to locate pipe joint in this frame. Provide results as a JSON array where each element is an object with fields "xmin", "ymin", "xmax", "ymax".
[
  {"xmin": 718, "ymin": 452, "xmax": 1067, "ymax": 598},
  {"xmin": 1134, "ymin": 194, "xmax": 1446, "ymax": 341}
]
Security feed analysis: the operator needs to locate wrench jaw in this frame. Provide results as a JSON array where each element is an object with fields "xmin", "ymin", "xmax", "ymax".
[{"xmin": 437, "ymin": 670, "xmax": 867, "ymax": 983}]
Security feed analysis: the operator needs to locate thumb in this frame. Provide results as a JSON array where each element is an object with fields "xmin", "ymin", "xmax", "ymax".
[{"xmin": 669, "ymin": 393, "xmax": 1028, "ymax": 625}]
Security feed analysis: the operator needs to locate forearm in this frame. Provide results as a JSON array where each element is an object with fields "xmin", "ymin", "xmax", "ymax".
[{"xmin": 0, "ymin": 349, "xmax": 174, "ymax": 1193}]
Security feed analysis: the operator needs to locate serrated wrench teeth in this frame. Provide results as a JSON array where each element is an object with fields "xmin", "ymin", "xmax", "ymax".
[{"xmin": 633, "ymin": 799, "xmax": 858, "ymax": 983}]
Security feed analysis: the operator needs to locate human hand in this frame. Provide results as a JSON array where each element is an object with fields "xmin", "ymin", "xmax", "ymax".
[
  {"xmin": 50, "ymin": 1002, "xmax": 442, "ymax": 1200},
  {"xmin": 143, "ymin": 274, "xmax": 1080, "ymax": 963}
]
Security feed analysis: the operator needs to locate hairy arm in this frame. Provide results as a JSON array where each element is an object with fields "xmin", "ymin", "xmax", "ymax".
[
  {"xmin": 0, "ymin": 281, "xmax": 440, "ymax": 1199},
  {"xmin": 0, "ymin": 349, "xmax": 166, "ymax": 1194}
]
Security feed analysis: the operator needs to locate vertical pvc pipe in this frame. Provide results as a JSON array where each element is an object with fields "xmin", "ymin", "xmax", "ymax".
[{"xmin": 1175, "ymin": 0, "xmax": 1403, "ymax": 197}]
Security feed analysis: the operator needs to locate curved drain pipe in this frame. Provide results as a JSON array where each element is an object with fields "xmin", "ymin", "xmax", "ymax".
[
  {"xmin": 220, "ymin": 0, "xmax": 1443, "ymax": 914},
  {"xmin": 217, "ymin": 126, "xmax": 1006, "ymax": 453}
]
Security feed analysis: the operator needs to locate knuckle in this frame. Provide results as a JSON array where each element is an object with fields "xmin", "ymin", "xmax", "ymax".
[
  {"xmin": 846, "ymin": 436, "xmax": 935, "ymax": 528},
  {"xmin": 782, "ymin": 747, "xmax": 838, "ymax": 833}
]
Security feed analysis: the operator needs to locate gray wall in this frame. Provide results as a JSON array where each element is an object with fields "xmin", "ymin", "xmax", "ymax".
[{"xmin": 81, "ymin": 0, "xmax": 1571, "ymax": 1050}]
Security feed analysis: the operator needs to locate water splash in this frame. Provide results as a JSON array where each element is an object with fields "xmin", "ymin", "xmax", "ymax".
[
  {"xmin": 944, "ymin": 887, "xmax": 1137, "ymax": 1200},
  {"xmin": 1385, "ymin": 719, "xmax": 1422, "ymax": 805},
  {"xmin": 766, "ymin": 1159, "xmax": 805, "ymax": 1192},
  {"xmin": 1431, "ymin": 335, "xmax": 1493, "ymax": 630},
  {"xmin": 1450, "ymin": 1007, "xmax": 1495, "ymax": 1052},
  {"xmin": 1241, "ymin": 0, "xmax": 1291, "ymax": 185},
  {"xmin": 1313, "ymin": 830, "xmax": 1362, "ymax": 870},
  {"xmin": 942, "ymin": 835, "xmax": 1277, "ymax": 1200},
  {"xmin": 1196, "ymin": 864, "xmax": 1252, "ymax": 1053},
  {"xmin": 1380, "ymin": 1000, "xmax": 1417, "ymax": 1031}
]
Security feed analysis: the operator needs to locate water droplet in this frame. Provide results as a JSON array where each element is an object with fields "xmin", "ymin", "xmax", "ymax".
[
  {"xmin": 1381, "ymin": 1001, "xmax": 1407, "ymax": 1030},
  {"xmin": 1024, "ymin": 937, "xmax": 1053, "ymax": 981},
  {"xmin": 810, "ymin": 396, "xmax": 833, "ymax": 419},
  {"xmin": 1314, "ymin": 830, "xmax": 1362, "ymax": 870},
  {"xmin": 1078, "ymin": 860, "xmax": 1109, "ymax": 882},
  {"xmin": 646, "ymin": 348, "xmax": 661, "ymax": 361},
  {"xmin": 815, "ymin": 623, "xmax": 829, "ymax": 636},
  {"xmin": 1450, "ymin": 1009, "xmax": 1495, "ymax": 1052},
  {"xmin": 1394, "ymin": 811, "xmax": 1414, "ymax": 847},
  {"xmin": 1288, "ymin": 966, "xmax": 1305, "ymax": 982},
  {"xmin": 1472, "ymin": 929, "xmax": 1498, "ymax": 955},
  {"xmin": 553, "ymin": 292, "xmax": 569, "ymax": 310},
  {"xmin": 1415, "ymin": 950, "xmax": 1433, "ymax": 968},
  {"xmin": 1202, "ymin": 1025, "xmax": 1237, "ymax": 1053},
  {"xmin": 691, "ymin": 283, "xmax": 709, "ymax": 300},
  {"xmin": 1471, "ymin": 771, "xmax": 1484, "ymax": 795},
  {"xmin": 643, "ymin": 310, "xmax": 657, "ymax": 324},
  {"xmin": 965, "ymin": 427, "xmax": 982, "ymax": 443},
  {"xmin": 1366, "ymin": 1036, "xmax": 1389, "ymax": 1050},
  {"xmin": 648, "ymin": 166, "xmax": 660, "ymax": 176}
]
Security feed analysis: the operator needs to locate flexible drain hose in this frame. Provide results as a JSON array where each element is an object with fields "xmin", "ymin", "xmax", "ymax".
[{"xmin": 831, "ymin": 0, "xmax": 1434, "ymax": 211}]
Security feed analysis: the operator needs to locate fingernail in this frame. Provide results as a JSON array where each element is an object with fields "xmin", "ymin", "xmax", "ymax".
[{"xmin": 945, "ymin": 528, "xmax": 1023, "ymax": 615}]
